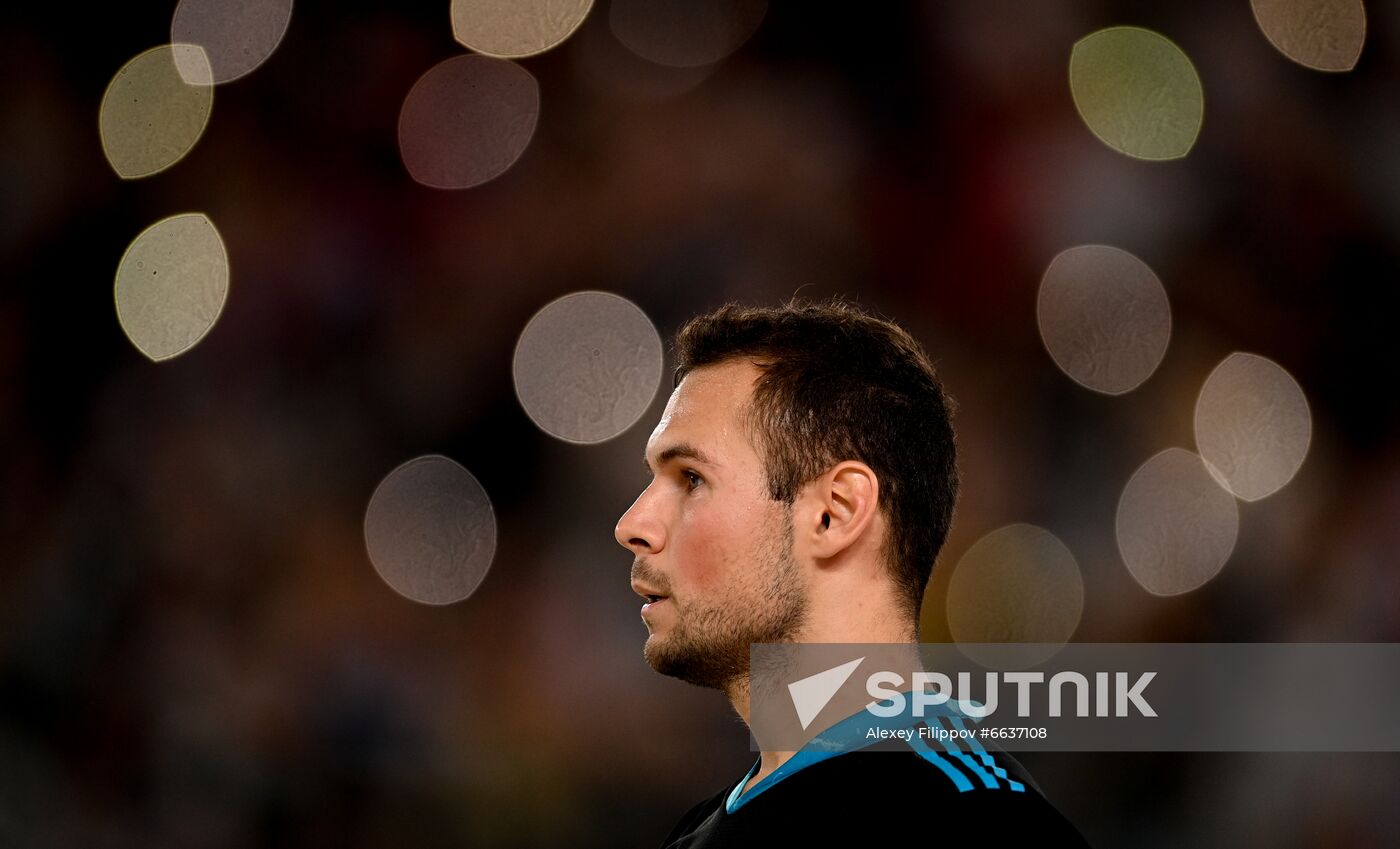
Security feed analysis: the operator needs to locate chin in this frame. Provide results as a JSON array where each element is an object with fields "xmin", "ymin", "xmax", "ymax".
[
  {"xmin": 643, "ymin": 637, "xmax": 741, "ymax": 692},
  {"xmin": 643, "ymin": 635, "xmax": 689, "ymax": 678},
  {"xmin": 642, "ymin": 634, "xmax": 670, "ymax": 669}
]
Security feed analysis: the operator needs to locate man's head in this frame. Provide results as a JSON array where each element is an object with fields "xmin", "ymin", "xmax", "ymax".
[{"xmin": 615, "ymin": 298, "xmax": 959, "ymax": 691}]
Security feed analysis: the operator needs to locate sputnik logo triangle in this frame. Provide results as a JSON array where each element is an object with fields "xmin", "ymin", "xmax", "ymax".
[{"xmin": 787, "ymin": 656, "xmax": 865, "ymax": 730}]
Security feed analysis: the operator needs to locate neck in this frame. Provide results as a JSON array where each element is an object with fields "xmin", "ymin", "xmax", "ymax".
[{"xmin": 725, "ymin": 605, "xmax": 918, "ymax": 792}]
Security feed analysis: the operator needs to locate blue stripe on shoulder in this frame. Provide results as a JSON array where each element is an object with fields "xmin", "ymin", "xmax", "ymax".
[
  {"xmin": 908, "ymin": 733, "xmax": 976, "ymax": 793},
  {"xmin": 924, "ymin": 717, "xmax": 1001, "ymax": 790},
  {"xmin": 946, "ymin": 716, "xmax": 1026, "ymax": 793}
]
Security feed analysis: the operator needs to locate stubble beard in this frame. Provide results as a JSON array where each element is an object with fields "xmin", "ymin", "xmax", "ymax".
[{"xmin": 643, "ymin": 511, "xmax": 808, "ymax": 692}]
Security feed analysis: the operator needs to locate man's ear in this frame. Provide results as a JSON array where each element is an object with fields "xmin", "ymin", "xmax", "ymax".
[{"xmin": 801, "ymin": 461, "xmax": 879, "ymax": 561}]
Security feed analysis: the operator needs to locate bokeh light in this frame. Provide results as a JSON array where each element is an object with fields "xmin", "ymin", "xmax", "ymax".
[
  {"xmin": 609, "ymin": 0, "xmax": 767, "ymax": 68},
  {"xmin": 1069, "ymin": 26, "xmax": 1204, "ymax": 161},
  {"xmin": 945, "ymin": 524, "xmax": 1084, "ymax": 666},
  {"xmin": 170, "ymin": 0, "xmax": 294, "ymax": 85},
  {"xmin": 113, "ymin": 213, "xmax": 228, "ymax": 361},
  {"xmin": 99, "ymin": 45, "xmax": 214, "ymax": 179},
  {"xmin": 363, "ymin": 454, "xmax": 497, "ymax": 606},
  {"xmin": 1037, "ymin": 244, "xmax": 1171, "ymax": 395},
  {"xmin": 512, "ymin": 291, "xmax": 664, "ymax": 445},
  {"xmin": 397, "ymin": 55, "xmax": 540, "ymax": 190},
  {"xmin": 1251, "ymin": 0, "xmax": 1366, "ymax": 72},
  {"xmin": 573, "ymin": 9, "xmax": 715, "ymax": 103},
  {"xmin": 1116, "ymin": 447, "xmax": 1239, "ymax": 596},
  {"xmin": 451, "ymin": 0, "xmax": 594, "ymax": 59},
  {"xmin": 1194, "ymin": 353, "xmax": 1312, "ymax": 502}
]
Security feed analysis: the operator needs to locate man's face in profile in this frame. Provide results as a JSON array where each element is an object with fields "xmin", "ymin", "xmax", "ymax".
[{"xmin": 615, "ymin": 359, "xmax": 808, "ymax": 690}]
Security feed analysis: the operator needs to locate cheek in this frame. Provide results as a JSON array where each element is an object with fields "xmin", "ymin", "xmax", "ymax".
[{"xmin": 675, "ymin": 506, "xmax": 748, "ymax": 594}]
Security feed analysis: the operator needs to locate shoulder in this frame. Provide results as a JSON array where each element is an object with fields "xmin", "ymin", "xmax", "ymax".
[
  {"xmin": 781, "ymin": 749, "xmax": 1093, "ymax": 845},
  {"xmin": 792, "ymin": 746, "xmax": 1028, "ymax": 797}
]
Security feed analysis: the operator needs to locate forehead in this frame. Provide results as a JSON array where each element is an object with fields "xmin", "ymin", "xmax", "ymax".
[{"xmin": 645, "ymin": 360, "xmax": 762, "ymax": 461}]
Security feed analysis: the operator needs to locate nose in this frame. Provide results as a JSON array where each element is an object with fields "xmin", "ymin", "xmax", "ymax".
[{"xmin": 615, "ymin": 485, "xmax": 665, "ymax": 556}]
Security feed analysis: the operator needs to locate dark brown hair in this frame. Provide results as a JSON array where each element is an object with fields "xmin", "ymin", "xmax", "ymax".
[{"xmin": 674, "ymin": 298, "xmax": 959, "ymax": 620}]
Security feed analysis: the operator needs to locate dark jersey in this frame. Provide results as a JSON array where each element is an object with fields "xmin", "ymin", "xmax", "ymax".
[{"xmin": 659, "ymin": 734, "xmax": 1091, "ymax": 847}]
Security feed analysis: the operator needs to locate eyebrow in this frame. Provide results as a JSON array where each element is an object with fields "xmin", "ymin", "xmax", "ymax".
[{"xmin": 643, "ymin": 442, "xmax": 717, "ymax": 475}]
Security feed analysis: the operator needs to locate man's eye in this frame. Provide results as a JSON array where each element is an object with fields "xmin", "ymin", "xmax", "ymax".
[{"xmin": 682, "ymin": 470, "xmax": 704, "ymax": 490}]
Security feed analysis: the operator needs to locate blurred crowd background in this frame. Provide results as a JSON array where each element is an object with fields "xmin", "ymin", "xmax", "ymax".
[{"xmin": 4, "ymin": 1, "xmax": 1400, "ymax": 846}]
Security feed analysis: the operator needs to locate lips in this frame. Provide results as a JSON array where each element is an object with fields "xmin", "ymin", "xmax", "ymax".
[
  {"xmin": 640, "ymin": 596, "xmax": 670, "ymax": 618},
  {"xmin": 638, "ymin": 592, "xmax": 671, "ymax": 614},
  {"xmin": 632, "ymin": 582, "xmax": 671, "ymax": 620},
  {"xmin": 631, "ymin": 581, "xmax": 670, "ymax": 604}
]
